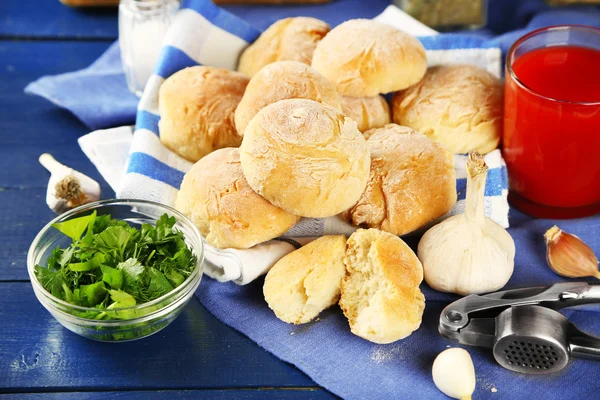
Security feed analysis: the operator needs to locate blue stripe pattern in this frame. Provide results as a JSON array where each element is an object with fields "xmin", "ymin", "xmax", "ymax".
[
  {"xmin": 135, "ymin": 110, "xmax": 161, "ymax": 134},
  {"xmin": 181, "ymin": 0, "xmax": 261, "ymax": 43},
  {"xmin": 456, "ymin": 167, "xmax": 507, "ymax": 201},
  {"xmin": 127, "ymin": 152, "xmax": 185, "ymax": 188},
  {"xmin": 154, "ymin": 46, "xmax": 201, "ymax": 79}
]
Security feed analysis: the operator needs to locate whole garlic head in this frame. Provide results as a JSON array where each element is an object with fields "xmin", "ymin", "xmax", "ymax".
[
  {"xmin": 432, "ymin": 348, "xmax": 476, "ymax": 400},
  {"xmin": 418, "ymin": 153, "xmax": 515, "ymax": 295}
]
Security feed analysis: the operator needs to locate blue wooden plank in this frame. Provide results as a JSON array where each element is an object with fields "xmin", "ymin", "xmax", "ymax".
[
  {"xmin": 0, "ymin": 0, "xmax": 118, "ymax": 39},
  {"xmin": 0, "ymin": 390, "xmax": 335, "ymax": 399},
  {"xmin": 0, "ymin": 282, "xmax": 318, "ymax": 390}
]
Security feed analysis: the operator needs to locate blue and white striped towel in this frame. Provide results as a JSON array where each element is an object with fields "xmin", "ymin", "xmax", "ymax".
[{"xmin": 79, "ymin": 1, "xmax": 509, "ymax": 285}]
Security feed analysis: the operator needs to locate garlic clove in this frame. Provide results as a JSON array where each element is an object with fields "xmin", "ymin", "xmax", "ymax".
[
  {"xmin": 544, "ymin": 225, "xmax": 599, "ymax": 279},
  {"xmin": 39, "ymin": 153, "xmax": 101, "ymax": 214},
  {"xmin": 432, "ymin": 348, "xmax": 476, "ymax": 400}
]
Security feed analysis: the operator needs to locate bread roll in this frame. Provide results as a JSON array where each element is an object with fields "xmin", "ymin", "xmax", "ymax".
[
  {"xmin": 392, "ymin": 64, "xmax": 503, "ymax": 154},
  {"xmin": 340, "ymin": 228, "xmax": 425, "ymax": 344},
  {"xmin": 264, "ymin": 235, "xmax": 347, "ymax": 324},
  {"xmin": 240, "ymin": 99, "xmax": 370, "ymax": 218},
  {"xmin": 175, "ymin": 148, "xmax": 299, "ymax": 249},
  {"xmin": 234, "ymin": 61, "xmax": 342, "ymax": 136},
  {"xmin": 237, "ymin": 17, "xmax": 330, "ymax": 77},
  {"xmin": 311, "ymin": 19, "xmax": 427, "ymax": 97},
  {"xmin": 341, "ymin": 95, "xmax": 391, "ymax": 133},
  {"xmin": 159, "ymin": 66, "xmax": 249, "ymax": 162},
  {"xmin": 343, "ymin": 124, "xmax": 456, "ymax": 236}
]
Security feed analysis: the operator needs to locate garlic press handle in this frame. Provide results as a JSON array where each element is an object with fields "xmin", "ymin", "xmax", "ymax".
[{"xmin": 569, "ymin": 324, "xmax": 600, "ymax": 361}]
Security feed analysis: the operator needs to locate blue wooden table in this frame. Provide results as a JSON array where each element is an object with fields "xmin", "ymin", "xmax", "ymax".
[{"xmin": 0, "ymin": 1, "xmax": 362, "ymax": 398}]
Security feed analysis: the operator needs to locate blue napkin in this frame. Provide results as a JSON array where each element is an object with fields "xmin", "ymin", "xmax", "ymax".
[{"xmin": 25, "ymin": 0, "xmax": 600, "ymax": 130}]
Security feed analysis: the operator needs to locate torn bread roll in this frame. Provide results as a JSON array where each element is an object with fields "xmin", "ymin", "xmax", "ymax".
[
  {"xmin": 234, "ymin": 60, "xmax": 342, "ymax": 136},
  {"xmin": 341, "ymin": 95, "xmax": 391, "ymax": 133},
  {"xmin": 237, "ymin": 17, "xmax": 330, "ymax": 77},
  {"xmin": 240, "ymin": 99, "xmax": 370, "ymax": 218},
  {"xmin": 340, "ymin": 228, "xmax": 425, "ymax": 344},
  {"xmin": 264, "ymin": 235, "xmax": 347, "ymax": 324},
  {"xmin": 392, "ymin": 64, "xmax": 503, "ymax": 154},
  {"xmin": 343, "ymin": 124, "xmax": 456, "ymax": 236},
  {"xmin": 312, "ymin": 19, "xmax": 427, "ymax": 97},
  {"xmin": 159, "ymin": 66, "xmax": 249, "ymax": 162},
  {"xmin": 175, "ymin": 148, "xmax": 299, "ymax": 249}
]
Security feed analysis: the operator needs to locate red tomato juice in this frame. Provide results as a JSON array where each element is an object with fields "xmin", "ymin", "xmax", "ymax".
[{"xmin": 503, "ymin": 45, "xmax": 600, "ymax": 212}]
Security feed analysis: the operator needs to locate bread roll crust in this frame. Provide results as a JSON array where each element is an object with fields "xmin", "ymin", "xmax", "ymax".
[
  {"xmin": 340, "ymin": 229, "xmax": 425, "ymax": 344},
  {"xmin": 159, "ymin": 66, "xmax": 249, "ymax": 162},
  {"xmin": 264, "ymin": 235, "xmax": 347, "ymax": 324},
  {"xmin": 240, "ymin": 99, "xmax": 370, "ymax": 218},
  {"xmin": 392, "ymin": 64, "xmax": 503, "ymax": 154},
  {"xmin": 238, "ymin": 17, "xmax": 330, "ymax": 77},
  {"xmin": 175, "ymin": 148, "xmax": 299, "ymax": 249},
  {"xmin": 235, "ymin": 60, "xmax": 342, "ymax": 136},
  {"xmin": 312, "ymin": 19, "xmax": 427, "ymax": 97},
  {"xmin": 343, "ymin": 124, "xmax": 457, "ymax": 236},
  {"xmin": 341, "ymin": 95, "xmax": 391, "ymax": 133}
]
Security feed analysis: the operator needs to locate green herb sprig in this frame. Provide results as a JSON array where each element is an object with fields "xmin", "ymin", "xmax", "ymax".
[{"xmin": 34, "ymin": 212, "xmax": 197, "ymax": 319}]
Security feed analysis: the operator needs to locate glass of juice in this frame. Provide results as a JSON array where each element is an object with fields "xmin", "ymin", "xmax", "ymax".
[{"xmin": 503, "ymin": 25, "xmax": 600, "ymax": 218}]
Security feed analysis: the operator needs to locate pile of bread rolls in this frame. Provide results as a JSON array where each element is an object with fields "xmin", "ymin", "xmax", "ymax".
[{"xmin": 166, "ymin": 17, "xmax": 503, "ymax": 343}]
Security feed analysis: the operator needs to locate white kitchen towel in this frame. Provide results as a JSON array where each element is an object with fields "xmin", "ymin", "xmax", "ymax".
[{"xmin": 79, "ymin": 0, "xmax": 509, "ymax": 284}]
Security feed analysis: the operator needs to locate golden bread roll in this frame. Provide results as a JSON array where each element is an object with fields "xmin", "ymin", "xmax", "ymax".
[
  {"xmin": 158, "ymin": 66, "xmax": 249, "ymax": 162},
  {"xmin": 234, "ymin": 60, "xmax": 342, "ymax": 136},
  {"xmin": 340, "ymin": 229, "xmax": 425, "ymax": 344},
  {"xmin": 341, "ymin": 95, "xmax": 391, "ymax": 133},
  {"xmin": 343, "ymin": 124, "xmax": 456, "ymax": 236},
  {"xmin": 175, "ymin": 148, "xmax": 299, "ymax": 249},
  {"xmin": 240, "ymin": 99, "xmax": 370, "ymax": 218},
  {"xmin": 311, "ymin": 19, "xmax": 427, "ymax": 97},
  {"xmin": 264, "ymin": 235, "xmax": 347, "ymax": 324},
  {"xmin": 392, "ymin": 64, "xmax": 503, "ymax": 154},
  {"xmin": 237, "ymin": 17, "xmax": 330, "ymax": 77}
]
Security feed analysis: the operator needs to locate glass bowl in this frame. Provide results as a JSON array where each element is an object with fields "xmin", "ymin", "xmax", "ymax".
[{"xmin": 27, "ymin": 199, "xmax": 204, "ymax": 342}]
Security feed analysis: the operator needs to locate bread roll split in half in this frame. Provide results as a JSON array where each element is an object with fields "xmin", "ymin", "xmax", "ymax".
[
  {"xmin": 237, "ymin": 17, "xmax": 330, "ymax": 77},
  {"xmin": 392, "ymin": 64, "xmax": 503, "ymax": 154},
  {"xmin": 340, "ymin": 229, "xmax": 425, "ymax": 344},
  {"xmin": 312, "ymin": 19, "xmax": 427, "ymax": 97},
  {"xmin": 340, "ymin": 95, "xmax": 391, "ymax": 133},
  {"xmin": 343, "ymin": 124, "xmax": 456, "ymax": 236},
  {"xmin": 264, "ymin": 235, "xmax": 347, "ymax": 324},
  {"xmin": 159, "ymin": 66, "xmax": 249, "ymax": 162},
  {"xmin": 235, "ymin": 60, "xmax": 342, "ymax": 136},
  {"xmin": 175, "ymin": 148, "xmax": 299, "ymax": 249},
  {"xmin": 240, "ymin": 99, "xmax": 370, "ymax": 218}
]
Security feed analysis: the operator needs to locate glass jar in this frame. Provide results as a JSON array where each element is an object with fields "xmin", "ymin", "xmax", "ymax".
[
  {"xmin": 119, "ymin": 0, "xmax": 179, "ymax": 97},
  {"xmin": 394, "ymin": 0, "xmax": 487, "ymax": 30}
]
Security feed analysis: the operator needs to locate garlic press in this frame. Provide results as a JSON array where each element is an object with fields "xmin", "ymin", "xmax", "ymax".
[{"xmin": 439, "ymin": 282, "xmax": 600, "ymax": 374}]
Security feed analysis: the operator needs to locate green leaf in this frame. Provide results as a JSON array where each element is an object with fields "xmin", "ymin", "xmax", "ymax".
[
  {"xmin": 165, "ymin": 269, "xmax": 185, "ymax": 287},
  {"xmin": 117, "ymin": 258, "xmax": 144, "ymax": 284},
  {"xmin": 101, "ymin": 265, "xmax": 123, "ymax": 290},
  {"xmin": 57, "ymin": 246, "xmax": 75, "ymax": 267},
  {"xmin": 68, "ymin": 253, "xmax": 105, "ymax": 272},
  {"xmin": 95, "ymin": 226, "xmax": 131, "ymax": 260},
  {"xmin": 34, "ymin": 266, "xmax": 65, "ymax": 299},
  {"xmin": 81, "ymin": 281, "xmax": 106, "ymax": 306},
  {"xmin": 108, "ymin": 289, "xmax": 136, "ymax": 307},
  {"xmin": 147, "ymin": 267, "xmax": 174, "ymax": 298},
  {"xmin": 52, "ymin": 211, "xmax": 96, "ymax": 241}
]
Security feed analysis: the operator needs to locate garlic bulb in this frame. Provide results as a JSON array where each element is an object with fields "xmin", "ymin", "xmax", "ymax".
[
  {"xmin": 39, "ymin": 153, "xmax": 101, "ymax": 214},
  {"xmin": 544, "ymin": 226, "xmax": 599, "ymax": 279},
  {"xmin": 418, "ymin": 152, "xmax": 515, "ymax": 295},
  {"xmin": 432, "ymin": 348, "xmax": 476, "ymax": 400}
]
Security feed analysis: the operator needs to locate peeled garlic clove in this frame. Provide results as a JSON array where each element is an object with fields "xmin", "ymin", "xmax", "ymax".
[
  {"xmin": 544, "ymin": 226, "xmax": 599, "ymax": 279},
  {"xmin": 432, "ymin": 348, "xmax": 476, "ymax": 400},
  {"xmin": 39, "ymin": 153, "xmax": 101, "ymax": 214}
]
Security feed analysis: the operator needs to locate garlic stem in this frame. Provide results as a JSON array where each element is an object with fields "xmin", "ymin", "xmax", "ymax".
[
  {"xmin": 39, "ymin": 153, "xmax": 69, "ymax": 174},
  {"xmin": 464, "ymin": 152, "xmax": 487, "ymax": 224}
]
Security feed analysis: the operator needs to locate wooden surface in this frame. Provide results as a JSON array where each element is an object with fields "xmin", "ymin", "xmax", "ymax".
[{"xmin": 0, "ymin": 2, "xmax": 336, "ymax": 398}]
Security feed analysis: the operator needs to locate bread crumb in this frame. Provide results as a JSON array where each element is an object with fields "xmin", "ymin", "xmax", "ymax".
[
  {"xmin": 290, "ymin": 332, "xmax": 295, "ymax": 336},
  {"xmin": 491, "ymin": 388, "xmax": 498, "ymax": 393},
  {"xmin": 446, "ymin": 345, "xmax": 451, "ymax": 348}
]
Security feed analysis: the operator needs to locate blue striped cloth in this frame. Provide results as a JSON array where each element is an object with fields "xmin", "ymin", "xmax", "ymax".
[{"xmin": 118, "ymin": 0, "xmax": 510, "ymax": 235}]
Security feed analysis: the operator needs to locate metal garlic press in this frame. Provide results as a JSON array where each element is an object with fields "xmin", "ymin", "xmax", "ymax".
[{"xmin": 439, "ymin": 282, "xmax": 600, "ymax": 374}]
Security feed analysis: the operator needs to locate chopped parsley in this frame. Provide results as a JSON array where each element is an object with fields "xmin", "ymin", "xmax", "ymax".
[{"xmin": 34, "ymin": 212, "xmax": 197, "ymax": 318}]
